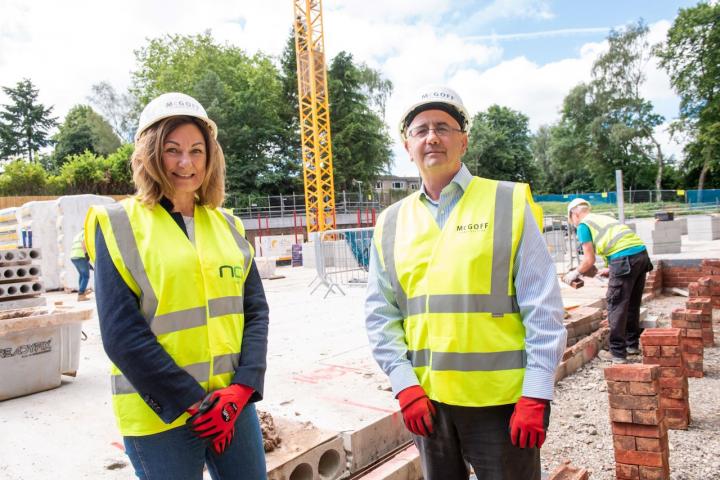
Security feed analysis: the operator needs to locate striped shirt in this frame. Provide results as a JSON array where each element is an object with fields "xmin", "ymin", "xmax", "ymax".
[{"xmin": 364, "ymin": 164, "xmax": 567, "ymax": 401}]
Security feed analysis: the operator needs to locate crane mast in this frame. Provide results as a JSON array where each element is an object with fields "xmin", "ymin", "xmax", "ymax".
[{"xmin": 293, "ymin": 0, "xmax": 337, "ymax": 234}]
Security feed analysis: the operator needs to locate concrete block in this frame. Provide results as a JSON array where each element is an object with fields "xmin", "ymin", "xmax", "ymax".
[
  {"xmin": 342, "ymin": 412, "xmax": 412, "ymax": 474},
  {"xmin": 687, "ymin": 215, "xmax": 720, "ymax": 241},
  {"xmin": 0, "ymin": 265, "xmax": 42, "ymax": 282},
  {"xmin": 0, "ymin": 248, "xmax": 42, "ymax": 265},
  {"xmin": 355, "ymin": 444, "xmax": 422, "ymax": 480},
  {"xmin": 0, "ymin": 295, "xmax": 46, "ymax": 311},
  {"xmin": 266, "ymin": 418, "xmax": 346, "ymax": 480},
  {"xmin": 18, "ymin": 200, "xmax": 61, "ymax": 289},
  {"xmin": 0, "ymin": 279, "xmax": 44, "ymax": 299}
]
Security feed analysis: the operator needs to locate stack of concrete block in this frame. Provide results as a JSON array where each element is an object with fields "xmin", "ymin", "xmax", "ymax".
[
  {"xmin": 56, "ymin": 195, "xmax": 115, "ymax": 291},
  {"xmin": 687, "ymin": 214, "xmax": 720, "ymax": 241},
  {"xmin": 640, "ymin": 328, "xmax": 690, "ymax": 430},
  {"xmin": 17, "ymin": 200, "xmax": 61, "ymax": 290},
  {"xmin": 670, "ymin": 308, "xmax": 706, "ymax": 378},
  {"xmin": 0, "ymin": 207, "xmax": 20, "ymax": 250},
  {"xmin": 628, "ymin": 220, "xmax": 682, "ymax": 255},
  {"xmin": 0, "ymin": 248, "xmax": 44, "ymax": 308},
  {"xmin": 605, "ymin": 364, "xmax": 670, "ymax": 480}
]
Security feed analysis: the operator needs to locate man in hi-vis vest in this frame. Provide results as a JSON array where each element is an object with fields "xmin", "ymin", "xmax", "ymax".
[
  {"xmin": 365, "ymin": 85, "xmax": 567, "ymax": 480},
  {"xmin": 564, "ymin": 199, "xmax": 652, "ymax": 364}
]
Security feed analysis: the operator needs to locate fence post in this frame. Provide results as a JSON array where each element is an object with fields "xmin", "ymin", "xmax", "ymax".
[{"xmin": 615, "ymin": 169, "xmax": 625, "ymax": 224}]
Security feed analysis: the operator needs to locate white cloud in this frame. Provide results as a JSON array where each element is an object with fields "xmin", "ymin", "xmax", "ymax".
[{"xmin": 0, "ymin": 1, "xmax": 683, "ymax": 178}]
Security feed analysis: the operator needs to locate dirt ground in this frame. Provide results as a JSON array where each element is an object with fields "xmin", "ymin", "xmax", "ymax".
[{"xmin": 541, "ymin": 294, "xmax": 720, "ymax": 479}]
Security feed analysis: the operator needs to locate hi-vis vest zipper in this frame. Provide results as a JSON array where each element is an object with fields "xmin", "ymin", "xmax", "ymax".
[
  {"xmin": 374, "ymin": 177, "xmax": 542, "ymax": 407},
  {"xmin": 580, "ymin": 213, "xmax": 644, "ymax": 263},
  {"xmin": 85, "ymin": 197, "xmax": 253, "ymax": 436}
]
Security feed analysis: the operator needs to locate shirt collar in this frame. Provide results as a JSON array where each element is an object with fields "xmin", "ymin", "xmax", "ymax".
[{"xmin": 419, "ymin": 163, "xmax": 473, "ymax": 203}]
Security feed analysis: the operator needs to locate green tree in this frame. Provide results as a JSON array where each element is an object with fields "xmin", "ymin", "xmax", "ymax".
[
  {"xmin": 131, "ymin": 32, "xmax": 299, "ymax": 197},
  {"xmin": 327, "ymin": 52, "xmax": 393, "ymax": 191},
  {"xmin": 0, "ymin": 79, "xmax": 57, "ymax": 162},
  {"xmin": 465, "ymin": 105, "xmax": 538, "ymax": 185},
  {"xmin": 105, "ymin": 143, "xmax": 135, "ymax": 194},
  {"xmin": 53, "ymin": 105, "xmax": 121, "ymax": 168},
  {"xmin": 54, "ymin": 150, "xmax": 107, "ymax": 194},
  {"xmin": 592, "ymin": 21, "xmax": 665, "ymax": 191},
  {"xmin": 546, "ymin": 22, "xmax": 664, "ymax": 192},
  {"xmin": 88, "ymin": 81, "xmax": 137, "ymax": 142},
  {"xmin": 0, "ymin": 159, "xmax": 48, "ymax": 195},
  {"xmin": 656, "ymin": 2, "xmax": 720, "ymax": 191}
]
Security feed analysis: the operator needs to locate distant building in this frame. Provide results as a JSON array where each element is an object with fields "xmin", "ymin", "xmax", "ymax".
[{"xmin": 373, "ymin": 175, "xmax": 422, "ymax": 206}]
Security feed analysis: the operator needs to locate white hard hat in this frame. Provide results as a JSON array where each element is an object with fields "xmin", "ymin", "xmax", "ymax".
[
  {"xmin": 567, "ymin": 198, "xmax": 590, "ymax": 221},
  {"xmin": 398, "ymin": 85, "xmax": 471, "ymax": 140},
  {"xmin": 135, "ymin": 92, "xmax": 217, "ymax": 141}
]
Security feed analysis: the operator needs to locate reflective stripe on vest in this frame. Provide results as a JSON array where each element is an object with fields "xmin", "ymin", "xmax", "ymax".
[
  {"xmin": 581, "ymin": 213, "xmax": 644, "ymax": 259},
  {"xmin": 381, "ymin": 180, "xmax": 519, "ymax": 318},
  {"xmin": 111, "ymin": 353, "xmax": 240, "ymax": 394}
]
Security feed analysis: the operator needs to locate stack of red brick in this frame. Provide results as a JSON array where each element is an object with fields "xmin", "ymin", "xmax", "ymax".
[
  {"xmin": 670, "ymin": 308, "xmax": 706, "ymax": 377},
  {"xmin": 643, "ymin": 262, "xmax": 663, "ymax": 297},
  {"xmin": 640, "ymin": 328, "xmax": 690, "ymax": 429},
  {"xmin": 605, "ymin": 364, "xmax": 670, "ymax": 480}
]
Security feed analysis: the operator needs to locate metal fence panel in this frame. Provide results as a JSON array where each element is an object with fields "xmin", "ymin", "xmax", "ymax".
[{"xmin": 310, "ymin": 227, "xmax": 374, "ymax": 297}]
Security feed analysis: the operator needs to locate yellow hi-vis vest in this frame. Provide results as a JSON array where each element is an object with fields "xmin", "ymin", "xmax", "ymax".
[
  {"xmin": 580, "ymin": 213, "xmax": 644, "ymax": 264},
  {"xmin": 85, "ymin": 197, "xmax": 253, "ymax": 436},
  {"xmin": 374, "ymin": 177, "xmax": 542, "ymax": 407},
  {"xmin": 70, "ymin": 231, "xmax": 85, "ymax": 259}
]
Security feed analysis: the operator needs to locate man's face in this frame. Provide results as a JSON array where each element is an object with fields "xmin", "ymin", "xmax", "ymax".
[{"xmin": 404, "ymin": 109, "xmax": 467, "ymax": 181}]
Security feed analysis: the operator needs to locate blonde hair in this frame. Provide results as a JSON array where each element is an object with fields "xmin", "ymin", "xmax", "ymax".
[{"xmin": 131, "ymin": 116, "xmax": 225, "ymax": 208}]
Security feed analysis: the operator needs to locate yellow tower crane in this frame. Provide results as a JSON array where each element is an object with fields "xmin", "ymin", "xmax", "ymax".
[{"xmin": 293, "ymin": 0, "xmax": 337, "ymax": 234}]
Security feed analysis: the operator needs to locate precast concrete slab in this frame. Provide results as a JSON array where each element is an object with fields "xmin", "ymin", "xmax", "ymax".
[
  {"xmin": 356, "ymin": 444, "xmax": 422, "ymax": 480},
  {"xmin": 266, "ymin": 417, "xmax": 346, "ymax": 480}
]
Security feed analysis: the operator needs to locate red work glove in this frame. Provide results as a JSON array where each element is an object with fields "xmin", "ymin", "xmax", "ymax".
[
  {"xmin": 397, "ymin": 385, "xmax": 436, "ymax": 437},
  {"xmin": 187, "ymin": 384, "xmax": 253, "ymax": 454},
  {"xmin": 509, "ymin": 396, "xmax": 551, "ymax": 449}
]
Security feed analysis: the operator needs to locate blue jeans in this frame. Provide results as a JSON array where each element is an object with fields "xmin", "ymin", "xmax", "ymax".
[
  {"xmin": 123, "ymin": 403, "xmax": 266, "ymax": 480},
  {"xmin": 71, "ymin": 257, "xmax": 90, "ymax": 293}
]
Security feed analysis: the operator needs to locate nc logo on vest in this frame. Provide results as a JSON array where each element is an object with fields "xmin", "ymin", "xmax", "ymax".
[
  {"xmin": 456, "ymin": 222, "xmax": 489, "ymax": 233},
  {"xmin": 219, "ymin": 265, "xmax": 244, "ymax": 279}
]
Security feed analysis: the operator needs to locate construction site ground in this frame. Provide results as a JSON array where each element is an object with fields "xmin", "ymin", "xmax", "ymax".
[{"xmin": 1, "ymin": 231, "xmax": 719, "ymax": 480}]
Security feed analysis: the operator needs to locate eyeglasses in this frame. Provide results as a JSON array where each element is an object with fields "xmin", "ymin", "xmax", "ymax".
[{"xmin": 407, "ymin": 125, "xmax": 463, "ymax": 139}]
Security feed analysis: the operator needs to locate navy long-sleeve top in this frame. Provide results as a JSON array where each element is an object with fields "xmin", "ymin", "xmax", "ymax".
[{"xmin": 94, "ymin": 198, "xmax": 269, "ymax": 424}]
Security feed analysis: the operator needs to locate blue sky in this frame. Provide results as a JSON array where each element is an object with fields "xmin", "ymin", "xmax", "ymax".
[{"xmin": 0, "ymin": 0, "xmax": 699, "ymax": 176}]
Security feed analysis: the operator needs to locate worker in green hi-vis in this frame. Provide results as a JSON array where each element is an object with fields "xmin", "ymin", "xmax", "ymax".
[{"xmin": 70, "ymin": 230, "xmax": 92, "ymax": 301}]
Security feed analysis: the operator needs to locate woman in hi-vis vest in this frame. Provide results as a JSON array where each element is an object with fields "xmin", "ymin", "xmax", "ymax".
[{"xmin": 86, "ymin": 92, "xmax": 269, "ymax": 479}]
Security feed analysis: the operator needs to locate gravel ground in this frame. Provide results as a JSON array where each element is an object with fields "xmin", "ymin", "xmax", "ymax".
[{"xmin": 541, "ymin": 295, "xmax": 720, "ymax": 479}]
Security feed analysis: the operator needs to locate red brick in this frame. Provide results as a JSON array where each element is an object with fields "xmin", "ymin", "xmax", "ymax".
[
  {"xmin": 643, "ymin": 356, "xmax": 682, "ymax": 367},
  {"xmin": 616, "ymin": 463, "xmax": 640, "ymax": 480},
  {"xmin": 642, "ymin": 345, "xmax": 661, "ymax": 357},
  {"xmin": 604, "ymin": 364, "xmax": 658, "ymax": 382},
  {"xmin": 659, "ymin": 367, "xmax": 684, "ymax": 378},
  {"xmin": 660, "ymin": 397, "xmax": 690, "ymax": 409},
  {"xmin": 661, "ymin": 387, "xmax": 687, "ymax": 399},
  {"xmin": 547, "ymin": 463, "xmax": 590, "ymax": 480},
  {"xmin": 640, "ymin": 329, "xmax": 682, "ymax": 346},
  {"xmin": 686, "ymin": 329, "xmax": 703, "ymax": 338},
  {"xmin": 701, "ymin": 259, "xmax": 720, "ymax": 267},
  {"xmin": 670, "ymin": 308, "xmax": 686, "ymax": 321},
  {"xmin": 636, "ymin": 436, "xmax": 665, "ymax": 452},
  {"xmin": 639, "ymin": 465, "xmax": 670, "ymax": 480},
  {"xmin": 609, "ymin": 394, "xmax": 658, "ymax": 410},
  {"xmin": 615, "ymin": 449, "xmax": 665, "ymax": 467},
  {"xmin": 633, "ymin": 409, "xmax": 665, "ymax": 426},
  {"xmin": 628, "ymin": 381, "xmax": 659, "ymax": 396},
  {"xmin": 612, "ymin": 422, "xmax": 667, "ymax": 438},
  {"xmin": 659, "ymin": 345, "xmax": 681, "ymax": 357},
  {"xmin": 659, "ymin": 376, "xmax": 687, "ymax": 389},
  {"xmin": 671, "ymin": 319, "xmax": 703, "ymax": 329},
  {"xmin": 613, "ymin": 434, "xmax": 637, "ymax": 451},
  {"xmin": 610, "ymin": 408, "xmax": 634, "ymax": 423},
  {"xmin": 683, "ymin": 352, "xmax": 703, "ymax": 363},
  {"xmin": 607, "ymin": 380, "xmax": 629, "ymax": 395}
]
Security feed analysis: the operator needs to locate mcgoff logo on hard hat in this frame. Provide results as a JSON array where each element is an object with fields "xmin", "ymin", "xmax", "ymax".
[
  {"xmin": 421, "ymin": 91, "xmax": 456, "ymax": 102},
  {"xmin": 164, "ymin": 99, "xmax": 201, "ymax": 111}
]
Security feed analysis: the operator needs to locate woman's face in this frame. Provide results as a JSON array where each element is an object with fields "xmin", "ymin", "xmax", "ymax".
[{"xmin": 161, "ymin": 122, "xmax": 207, "ymax": 197}]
